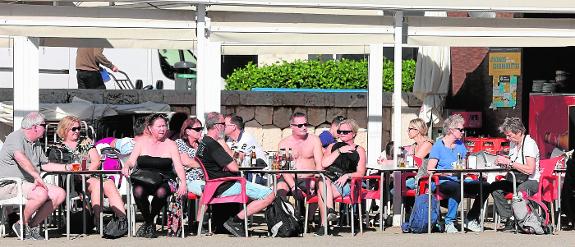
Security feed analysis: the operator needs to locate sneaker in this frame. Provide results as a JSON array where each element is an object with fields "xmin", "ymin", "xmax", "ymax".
[
  {"xmin": 28, "ymin": 226, "xmax": 43, "ymax": 240},
  {"xmin": 12, "ymin": 222, "xmax": 24, "ymax": 239},
  {"xmin": 12, "ymin": 223, "xmax": 39, "ymax": 240},
  {"xmin": 465, "ymin": 220, "xmax": 482, "ymax": 232},
  {"xmin": 145, "ymin": 224, "xmax": 157, "ymax": 238},
  {"xmin": 314, "ymin": 226, "xmax": 329, "ymax": 236},
  {"xmin": 445, "ymin": 223, "xmax": 459, "ymax": 233},
  {"xmin": 223, "ymin": 217, "xmax": 246, "ymax": 237},
  {"xmin": 327, "ymin": 208, "xmax": 338, "ymax": 222},
  {"xmin": 501, "ymin": 219, "xmax": 516, "ymax": 231},
  {"xmin": 135, "ymin": 223, "xmax": 148, "ymax": 237}
]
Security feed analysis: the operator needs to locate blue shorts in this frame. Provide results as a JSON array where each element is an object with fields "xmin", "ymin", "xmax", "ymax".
[
  {"xmin": 187, "ymin": 179, "xmax": 205, "ymax": 196},
  {"xmin": 220, "ymin": 181, "xmax": 272, "ymax": 200},
  {"xmin": 335, "ymin": 182, "xmax": 351, "ymax": 197}
]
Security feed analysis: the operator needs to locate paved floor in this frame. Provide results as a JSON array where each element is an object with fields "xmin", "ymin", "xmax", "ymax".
[{"xmin": 2, "ymin": 227, "xmax": 575, "ymax": 247}]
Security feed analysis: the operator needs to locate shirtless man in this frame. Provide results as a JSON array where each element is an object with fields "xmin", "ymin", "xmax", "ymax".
[{"xmin": 276, "ymin": 112, "xmax": 323, "ymax": 199}]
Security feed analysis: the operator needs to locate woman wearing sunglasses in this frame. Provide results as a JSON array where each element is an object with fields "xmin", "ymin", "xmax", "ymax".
[
  {"xmin": 47, "ymin": 116, "xmax": 127, "ymax": 234},
  {"xmin": 175, "ymin": 117, "xmax": 205, "ymax": 196},
  {"xmin": 316, "ymin": 118, "xmax": 366, "ymax": 236},
  {"xmin": 427, "ymin": 114, "xmax": 489, "ymax": 233}
]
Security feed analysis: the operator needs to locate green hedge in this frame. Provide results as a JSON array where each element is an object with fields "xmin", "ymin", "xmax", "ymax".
[{"xmin": 225, "ymin": 59, "xmax": 416, "ymax": 91}]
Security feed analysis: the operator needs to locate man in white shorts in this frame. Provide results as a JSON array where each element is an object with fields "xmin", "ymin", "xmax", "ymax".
[{"xmin": 0, "ymin": 112, "xmax": 66, "ymax": 240}]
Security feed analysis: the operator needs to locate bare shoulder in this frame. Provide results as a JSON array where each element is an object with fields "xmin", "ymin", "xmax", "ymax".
[
  {"xmin": 307, "ymin": 134, "xmax": 322, "ymax": 145},
  {"xmin": 164, "ymin": 138, "xmax": 178, "ymax": 149},
  {"xmin": 278, "ymin": 136, "xmax": 292, "ymax": 148}
]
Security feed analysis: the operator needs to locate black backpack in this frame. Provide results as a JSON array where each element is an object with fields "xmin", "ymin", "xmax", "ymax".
[
  {"xmin": 102, "ymin": 216, "xmax": 128, "ymax": 239},
  {"xmin": 265, "ymin": 197, "xmax": 301, "ymax": 237}
]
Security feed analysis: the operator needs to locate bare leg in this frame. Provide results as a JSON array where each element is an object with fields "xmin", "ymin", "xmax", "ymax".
[
  {"xmin": 29, "ymin": 184, "xmax": 66, "ymax": 227},
  {"xmin": 317, "ymin": 180, "xmax": 340, "ymax": 224},
  {"xmin": 22, "ymin": 183, "xmax": 49, "ymax": 225},
  {"xmin": 86, "ymin": 178, "xmax": 103, "ymax": 219},
  {"xmin": 237, "ymin": 193, "xmax": 274, "ymax": 219},
  {"xmin": 102, "ymin": 179, "xmax": 126, "ymax": 217}
]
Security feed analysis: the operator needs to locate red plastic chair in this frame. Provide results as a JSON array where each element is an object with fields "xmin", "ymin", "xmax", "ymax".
[
  {"xmin": 180, "ymin": 192, "xmax": 200, "ymax": 237},
  {"xmin": 194, "ymin": 157, "xmax": 249, "ymax": 238},
  {"xmin": 293, "ymin": 177, "xmax": 319, "ymax": 234},
  {"xmin": 526, "ymin": 155, "xmax": 565, "ymax": 229},
  {"xmin": 399, "ymin": 171, "xmax": 418, "ymax": 223},
  {"xmin": 492, "ymin": 156, "xmax": 565, "ymax": 230},
  {"xmin": 360, "ymin": 175, "xmax": 383, "ymax": 226},
  {"xmin": 334, "ymin": 177, "xmax": 364, "ymax": 235}
]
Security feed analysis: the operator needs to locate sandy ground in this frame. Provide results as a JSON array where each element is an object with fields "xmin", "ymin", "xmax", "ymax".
[{"xmin": 2, "ymin": 226, "xmax": 575, "ymax": 247}]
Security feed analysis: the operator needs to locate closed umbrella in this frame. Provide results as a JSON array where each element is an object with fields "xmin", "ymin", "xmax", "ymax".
[{"xmin": 412, "ymin": 11, "xmax": 451, "ymax": 136}]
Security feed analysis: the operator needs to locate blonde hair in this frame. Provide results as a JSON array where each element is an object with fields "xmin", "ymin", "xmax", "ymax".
[
  {"xmin": 338, "ymin": 119, "xmax": 359, "ymax": 134},
  {"xmin": 409, "ymin": 118, "xmax": 428, "ymax": 137},
  {"xmin": 57, "ymin": 116, "xmax": 80, "ymax": 140}
]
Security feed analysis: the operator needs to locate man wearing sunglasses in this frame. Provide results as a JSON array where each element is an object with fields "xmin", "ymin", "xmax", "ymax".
[
  {"xmin": 0, "ymin": 112, "xmax": 66, "ymax": 240},
  {"xmin": 319, "ymin": 116, "xmax": 346, "ymax": 149},
  {"xmin": 276, "ymin": 112, "xmax": 323, "ymax": 201},
  {"xmin": 196, "ymin": 112, "xmax": 273, "ymax": 237},
  {"xmin": 224, "ymin": 114, "xmax": 268, "ymax": 183}
]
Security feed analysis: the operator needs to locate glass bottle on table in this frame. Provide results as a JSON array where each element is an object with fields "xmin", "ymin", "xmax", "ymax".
[
  {"xmin": 279, "ymin": 148, "xmax": 286, "ymax": 170},
  {"xmin": 250, "ymin": 147, "xmax": 257, "ymax": 167},
  {"xmin": 272, "ymin": 153, "xmax": 281, "ymax": 170},
  {"xmin": 287, "ymin": 148, "xmax": 296, "ymax": 170}
]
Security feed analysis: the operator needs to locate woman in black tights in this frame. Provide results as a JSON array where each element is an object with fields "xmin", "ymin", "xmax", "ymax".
[{"xmin": 122, "ymin": 113, "xmax": 187, "ymax": 238}]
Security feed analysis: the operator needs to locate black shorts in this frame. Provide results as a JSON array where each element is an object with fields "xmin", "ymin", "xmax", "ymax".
[{"xmin": 277, "ymin": 175, "xmax": 313, "ymax": 196}]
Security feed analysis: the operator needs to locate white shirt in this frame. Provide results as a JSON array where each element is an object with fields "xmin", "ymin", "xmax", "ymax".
[
  {"xmin": 226, "ymin": 131, "xmax": 268, "ymax": 166},
  {"xmin": 509, "ymin": 134, "xmax": 540, "ymax": 181}
]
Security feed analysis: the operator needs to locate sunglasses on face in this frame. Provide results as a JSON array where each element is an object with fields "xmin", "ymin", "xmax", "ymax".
[
  {"xmin": 408, "ymin": 127, "xmax": 416, "ymax": 131},
  {"xmin": 337, "ymin": 130, "xmax": 353, "ymax": 135},
  {"xmin": 149, "ymin": 113, "xmax": 168, "ymax": 122},
  {"xmin": 70, "ymin": 127, "xmax": 81, "ymax": 132},
  {"xmin": 290, "ymin": 123, "xmax": 308, "ymax": 128},
  {"xmin": 37, "ymin": 123, "xmax": 47, "ymax": 128},
  {"xmin": 335, "ymin": 116, "xmax": 346, "ymax": 122},
  {"xmin": 453, "ymin": 128, "xmax": 465, "ymax": 133},
  {"xmin": 187, "ymin": 126, "xmax": 203, "ymax": 132}
]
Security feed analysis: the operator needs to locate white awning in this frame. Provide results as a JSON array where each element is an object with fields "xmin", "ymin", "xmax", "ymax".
[
  {"xmin": 26, "ymin": 0, "xmax": 575, "ymax": 13},
  {"xmin": 0, "ymin": 3, "xmax": 196, "ymax": 48},
  {"xmin": 407, "ymin": 16, "xmax": 575, "ymax": 47}
]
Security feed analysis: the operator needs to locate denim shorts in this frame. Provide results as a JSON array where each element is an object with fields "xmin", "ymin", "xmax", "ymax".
[
  {"xmin": 335, "ymin": 182, "xmax": 351, "ymax": 197},
  {"xmin": 220, "ymin": 181, "xmax": 272, "ymax": 200},
  {"xmin": 187, "ymin": 179, "xmax": 205, "ymax": 196}
]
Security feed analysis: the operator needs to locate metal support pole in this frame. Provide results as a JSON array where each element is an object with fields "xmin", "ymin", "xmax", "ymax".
[{"xmin": 391, "ymin": 11, "xmax": 404, "ymax": 227}]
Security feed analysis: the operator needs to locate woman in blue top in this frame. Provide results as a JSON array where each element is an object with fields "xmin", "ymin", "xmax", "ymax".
[{"xmin": 427, "ymin": 114, "xmax": 490, "ymax": 233}]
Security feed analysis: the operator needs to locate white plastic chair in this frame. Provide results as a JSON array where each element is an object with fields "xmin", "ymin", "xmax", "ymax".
[{"xmin": 0, "ymin": 177, "xmax": 26, "ymax": 239}]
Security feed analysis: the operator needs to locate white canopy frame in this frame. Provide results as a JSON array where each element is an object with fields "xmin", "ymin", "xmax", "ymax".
[{"xmin": 4, "ymin": 1, "xmax": 575, "ymax": 225}]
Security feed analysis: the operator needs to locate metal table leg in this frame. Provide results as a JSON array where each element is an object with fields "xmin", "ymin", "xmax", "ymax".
[
  {"xmin": 479, "ymin": 172, "xmax": 484, "ymax": 232},
  {"xmin": 460, "ymin": 172, "xmax": 464, "ymax": 233},
  {"xmin": 82, "ymin": 175, "xmax": 87, "ymax": 235},
  {"xmin": 127, "ymin": 178, "xmax": 132, "ymax": 237},
  {"xmin": 319, "ymin": 174, "xmax": 328, "ymax": 236},
  {"xmin": 66, "ymin": 174, "xmax": 71, "ymax": 240},
  {"xmin": 558, "ymin": 172, "xmax": 562, "ymax": 232},
  {"xmin": 379, "ymin": 172, "xmax": 384, "ymax": 231},
  {"xmin": 100, "ymin": 173, "xmax": 104, "ymax": 236},
  {"xmin": 427, "ymin": 172, "xmax": 433, "ymax": 234}
]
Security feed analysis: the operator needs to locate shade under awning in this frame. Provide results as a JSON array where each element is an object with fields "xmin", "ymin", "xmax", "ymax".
[{"xmin": 407, "ymin": 16, "xmax": 575, "ymax": 47}]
